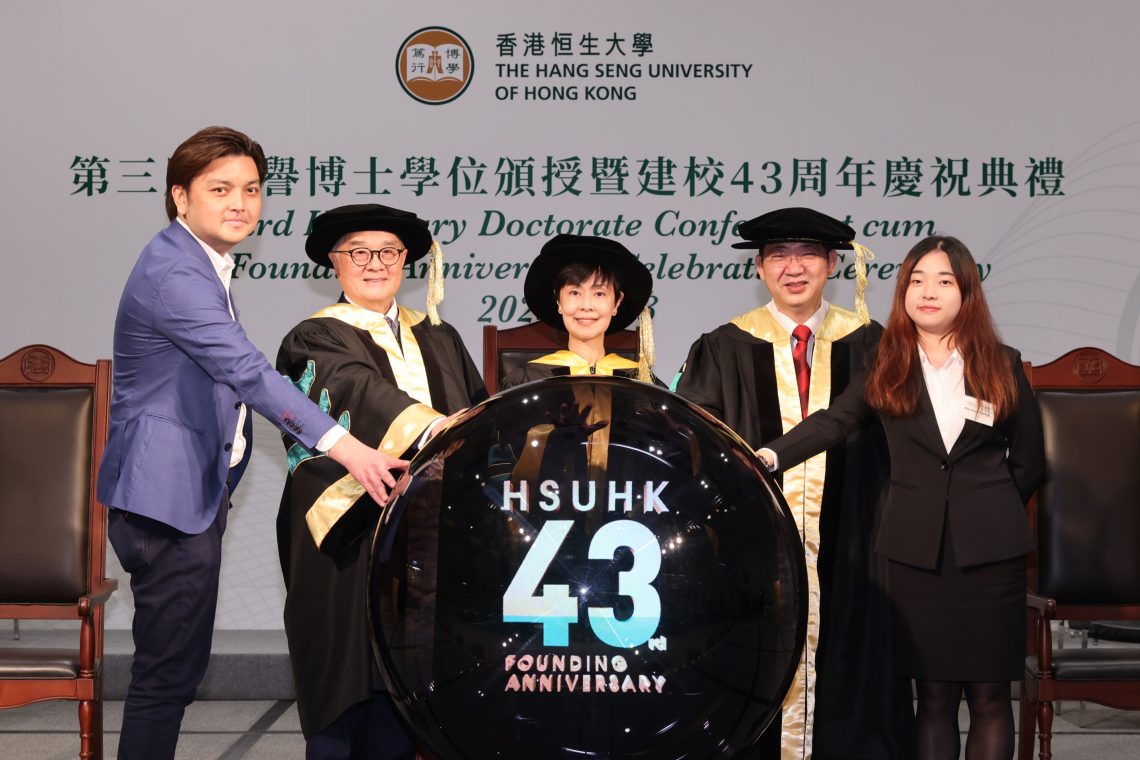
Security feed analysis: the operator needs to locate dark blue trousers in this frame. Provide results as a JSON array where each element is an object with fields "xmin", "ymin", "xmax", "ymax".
[
  {"xmin": 108, "ymin": 500, "xmax": 228, "ymax": 760},
  {"xmin": 306, "ymin": 693, "xmax": 415, "ymax": 760}
]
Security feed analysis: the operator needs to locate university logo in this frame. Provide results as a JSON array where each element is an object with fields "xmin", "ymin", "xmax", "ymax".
[
  {"xmin": 20, "ymin": 348, "xmax": 55, "ymax": 382},
  {"xmin": 396, "ymin": 27, "xmax": 474, "ymax": 105},
  {"xmin": 1071, "ymin": 350, "xmax": 1109, "ymax": 384}
]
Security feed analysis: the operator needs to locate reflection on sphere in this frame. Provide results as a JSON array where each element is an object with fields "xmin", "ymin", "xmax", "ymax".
[{"xmin": 370, "ymin": 377, "xmax": 806, "ymax": 759}]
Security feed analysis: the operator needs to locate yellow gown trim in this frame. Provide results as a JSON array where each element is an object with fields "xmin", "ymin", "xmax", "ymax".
[
  {"xmin": 732, "ymin": 303, "xmax": 863, "ymax": 759},
  {"xmin": 303, "ymin": 302, "xmax": 441, "ymax": 549},
  {"xmin": 729, "ymin": 303, "xmax": 865, "ymax": 344},
  {"xmin": 528, "ymin": 350, "xmax": 640, "ymax": 375}
]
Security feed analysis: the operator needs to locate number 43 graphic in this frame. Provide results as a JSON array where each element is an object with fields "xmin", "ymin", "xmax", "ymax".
[{"xmin": 503, "ymin": 519, "xmax": 662, "ymax": 648}]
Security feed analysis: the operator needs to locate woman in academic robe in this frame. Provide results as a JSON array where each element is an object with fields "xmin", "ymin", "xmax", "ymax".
[
  {"xmin": 499, "ymin": 234, "xmax": 658, "ymax": 390},
  {"xmin": 760, "ymin": 236, "xmax": 1045, "ymax": 760},
  {"xmin": 494, "ymin": 234, "xmax": 667, "ymax": 507}
]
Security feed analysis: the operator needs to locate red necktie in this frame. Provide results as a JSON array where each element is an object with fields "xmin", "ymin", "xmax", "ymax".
[{"xmin": 792, "ymin": 324, "xmax": 812, "ymax": 419}]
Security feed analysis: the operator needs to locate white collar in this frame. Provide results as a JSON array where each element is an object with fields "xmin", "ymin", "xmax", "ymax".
[
  {"xmin": 765, "ymin": 299, "xmax": 829, "ymax": 337},
  {"xmin": 917, "ymin": 344, "xmax": 963, "ymax": 372},
  {"xmin": 175, "ymin": 217, "xmax": 234, "ymax": 277},
  {"xmin": 344, "ymin": 294, "xmax": 399, "ymax": 322}
]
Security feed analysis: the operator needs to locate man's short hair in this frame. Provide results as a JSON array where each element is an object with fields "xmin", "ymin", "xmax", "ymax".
[{"xmin": 164, "ymin": 126, "xmax": 268, "ymax": 220}]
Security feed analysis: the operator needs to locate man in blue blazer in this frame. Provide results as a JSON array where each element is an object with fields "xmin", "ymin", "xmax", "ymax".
[{"xmin": 96, "ymin": 126, "xmax": 407, "ymax": 760}]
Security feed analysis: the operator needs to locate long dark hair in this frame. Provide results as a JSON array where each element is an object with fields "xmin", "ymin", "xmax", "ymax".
[{"xmin": 865, "ymin": 236, "xmax": 1017, "ymax": 419}]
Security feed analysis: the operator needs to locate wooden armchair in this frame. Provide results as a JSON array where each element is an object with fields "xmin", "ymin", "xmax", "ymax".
[
  {"xmin": 1019, "ymin": 347, "xmax": 1140, "ymax": 760},
  {"xmin": 0, "ymin": 345, "xmax": 116, "ymax": 760}
]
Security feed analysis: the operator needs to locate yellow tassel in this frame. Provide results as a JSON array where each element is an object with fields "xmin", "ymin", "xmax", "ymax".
[
  {"xmin": 426, "ymin": 241, "xmax": 445, "ymax": 326},
  {"xmin": 637, "ymin": 306, "xmax": 656, "ymax": 383},
  {"xmin": 851, "ymin": 241, "xmax": 876, "ymax": 326}
]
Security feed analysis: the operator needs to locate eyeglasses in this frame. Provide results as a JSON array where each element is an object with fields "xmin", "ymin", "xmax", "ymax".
[
  {"xmin": 331, "ymin": 247, "xmax": 406, "ymax": 266},
  {"xmin": 761, "ymin": 251, "xmax": 829, "ymax": 267}
]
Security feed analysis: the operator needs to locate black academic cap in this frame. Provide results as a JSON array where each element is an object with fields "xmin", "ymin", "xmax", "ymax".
[
  {"xmin": 523, "ymin": 234, "xmax": 652, "ymax": 334},
  {"xmin": 731, "ymin": 207, "xmax": 855, "ymax": 251},
  {"xmin": 305, "ymin": 203, "xmax": 433, "ymax": 268}
]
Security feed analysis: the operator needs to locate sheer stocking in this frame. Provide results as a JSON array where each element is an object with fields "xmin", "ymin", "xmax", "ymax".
[
  {"xmin": 915, "ymin": 680, "xmax": 962, "ymax": 760},
  {"xmin": 963, "ymin": 681, "xmax": 1014, "ymax": 760}
]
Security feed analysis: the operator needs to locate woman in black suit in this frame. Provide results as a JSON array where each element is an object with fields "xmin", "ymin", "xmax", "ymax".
[{"xmin": 760, "ymin": 236, "xmax": 1044, "ymax": 760}]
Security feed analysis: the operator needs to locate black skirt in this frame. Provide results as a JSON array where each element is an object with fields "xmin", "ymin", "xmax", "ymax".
[{"xmin": 888, "ymin": 519, "xmax": 1025, "ymax": 681}]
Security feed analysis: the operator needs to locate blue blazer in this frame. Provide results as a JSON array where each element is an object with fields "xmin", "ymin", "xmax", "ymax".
[{"xmin": 97, "ymin": 221, "xmax": 335, "ymax": 534}]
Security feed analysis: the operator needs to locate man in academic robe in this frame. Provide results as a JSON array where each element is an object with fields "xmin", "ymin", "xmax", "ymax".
[
  {"xmin": 276, "ymin": 204, "xmax": 487, "ymax": 760},
  {"xmin": 676, "ymin": 208, "xmax": 914, "ymax": 760}
]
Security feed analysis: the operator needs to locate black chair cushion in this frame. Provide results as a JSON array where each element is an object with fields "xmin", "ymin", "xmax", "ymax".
[
  {"xmin": 1027, "ymin": 648, "xmax": 1140, "ymax": 680},
  {"xmin": 1090, "ymin": 620, "xmax": 1140, "ymax": 643},
  {"xmin": 0, "ymin": 648, "xmax": 86, "ymax": 679},
  {"xmin": 0, "ymin": 387, "xmax": 92, "ymax": 603},
  {"xmin": 499, "ymin": 349, "xmax": 552, "ymax": 384},
  {"xmin": 1035, "ymin": 390, "xmax": 1140, "ymax": 604}
]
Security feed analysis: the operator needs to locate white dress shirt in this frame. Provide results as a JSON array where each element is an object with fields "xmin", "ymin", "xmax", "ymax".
[
  {"xmin": 765, "ymin": 300, "xmax": 829, "ymax": 367},
  {"xmin": 917, "ymin": 344, "xmax": 967, "ymax": 454}
]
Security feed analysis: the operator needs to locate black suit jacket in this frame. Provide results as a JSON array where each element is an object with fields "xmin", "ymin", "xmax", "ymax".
[{"xmin": 770, "ymin": 346, "xmax": 1044, "ymax": 570}]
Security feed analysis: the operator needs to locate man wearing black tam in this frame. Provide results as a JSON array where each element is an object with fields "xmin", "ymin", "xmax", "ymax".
[
  {"xmin": 275, "ymin": 204, "xmax": 487, "ymax": 759},
  {"xmin": 677, "ymin": 208, "xmax": 913, "ymax": 759}
]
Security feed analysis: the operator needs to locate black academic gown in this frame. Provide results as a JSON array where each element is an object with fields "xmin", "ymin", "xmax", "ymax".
[
  {"xmin": 275, "ymin": 301, "xmax": 487, "ymax": 738},
  {"xmin": 677, "ymin": 305, "xmax": 914, "ymax": 760}
]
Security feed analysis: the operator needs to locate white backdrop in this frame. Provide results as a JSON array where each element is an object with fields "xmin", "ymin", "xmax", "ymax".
[{"xmin": 3, "ymin": 0, "xmax": 1139, "ymax": 629}]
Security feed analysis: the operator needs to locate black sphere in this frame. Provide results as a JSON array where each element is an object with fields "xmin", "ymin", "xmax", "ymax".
[{"xmin": 369, "ymin": 377, "xmax": 806, "ymax": 759}]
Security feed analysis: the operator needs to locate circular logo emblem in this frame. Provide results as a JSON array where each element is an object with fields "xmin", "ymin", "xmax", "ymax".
[
  {"xmin": 370, "ymin": 378, "xmax": 807, "ymax": 758},
  {"xmin": 396, "ymin": 27, "xmax": 474, "ymax": 105},
  {"xmin": 20, "ymin": 348, "xmax": 55, "ymax": 382},
  {"xmin": 1071, "ymin": 350, "xmax": 1108, "ymax": 384}
]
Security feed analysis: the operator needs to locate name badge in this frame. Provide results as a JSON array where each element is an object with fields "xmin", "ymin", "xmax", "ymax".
[{"xmin": 963, "ymin": 395, "xmax": 995, "ymax": 426}]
